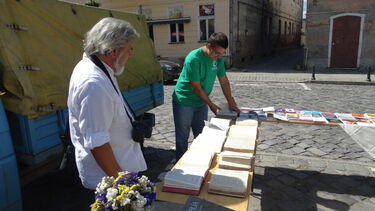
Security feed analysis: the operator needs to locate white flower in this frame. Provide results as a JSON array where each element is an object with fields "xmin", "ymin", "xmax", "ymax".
[
  {"xmin": 139, "ymin": 176, "xmax": 149, "ymax": 186},
  {"xmin": 121, "ymin": 198, "xmax": 131, "ymax": 206},
  {"xmin": 95, "ymin": 176, "xmax": 114, "ymax": 194},
  {"xmin": 111, "ymin": 200, "xmax": 119, "ymax": 210},
  {"xmin": 106, "ymin": 188, "xmax": 118, "ymax": 201}
]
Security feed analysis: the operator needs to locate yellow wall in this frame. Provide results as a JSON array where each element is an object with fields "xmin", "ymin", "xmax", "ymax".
[{"xmin": 65, "ymin": 0, "xmax": 230, "ymax": 60}]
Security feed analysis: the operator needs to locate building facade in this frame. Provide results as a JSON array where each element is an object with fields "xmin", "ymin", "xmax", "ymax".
[
  {"xmin": 306, "ymin": 0, "xmax": 375, "ymax": 70},
  {"xmin": 66, "ymin": 0, "xmax": 302, "ymax": 67}
]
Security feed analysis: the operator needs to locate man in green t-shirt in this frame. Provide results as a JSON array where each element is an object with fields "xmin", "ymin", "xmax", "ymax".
[{"xmin": 172, "ymin": 32, "xmax": 240, "ymax": 161}]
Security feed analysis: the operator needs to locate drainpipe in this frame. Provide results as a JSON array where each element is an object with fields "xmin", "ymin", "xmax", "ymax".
[{"xmin": 229, "ymin": 0, "xmax": 234, "ymax": 67}]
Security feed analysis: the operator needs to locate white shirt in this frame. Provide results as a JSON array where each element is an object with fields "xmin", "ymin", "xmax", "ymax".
[{"xmin": 67, "ymin": 53, "xmax": 147, "ymax": 190}]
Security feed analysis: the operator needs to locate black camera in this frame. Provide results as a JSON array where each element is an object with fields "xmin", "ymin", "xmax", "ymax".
[{"xmin": 131, "ymin": 113, "xmax": 155, "ymax": 144}]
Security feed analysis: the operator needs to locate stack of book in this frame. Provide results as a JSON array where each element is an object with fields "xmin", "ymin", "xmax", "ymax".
[{"xmin": 218, "ymin": 151, "xmax": 253, "ymax": 171}]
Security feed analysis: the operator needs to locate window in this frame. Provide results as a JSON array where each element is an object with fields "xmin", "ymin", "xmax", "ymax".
[
  {"xmin": 198, "ymin": 4, "xmax": 215, "ymax": 41},
  {"xmin": 149, "ymin": 25, "xmax": 154, "ymax": 41},
  {"xmin": 170, "ymin": 23, "xmax": 184, "ymax": 43}
]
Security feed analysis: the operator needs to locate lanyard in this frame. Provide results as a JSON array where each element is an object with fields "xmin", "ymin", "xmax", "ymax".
[{"xmin": 89, "ymin": 54, "xmax": 135, "ymax": 122}]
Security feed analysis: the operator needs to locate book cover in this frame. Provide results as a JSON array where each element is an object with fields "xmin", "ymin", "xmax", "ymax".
[
  {"xmin": 320, "ymin": 111, "xmax": 337, "ymax": 118},
  {"xmin": 365, "ymin": 113, "xmax": 375, "ymax": 121},
  {"xmin": 299, "ymin": 111, "xmax": 314, "ymax": 122},
  {"xmin": 325, "ymin": 117, "xmax": 342, "ymax": 124},
  {"xmin": 336, "ymin": 113, "xmax": 357, "ymax": 124},
  {"xmin": 274, "ymin": 112, "xmax": 288, "ymax": 121},
  {"xmin": 311, "ymin": 111, "xmax": 328, "ymax": 123},
  {"xmin": 286, "ymin": 112, "xmax": 299, "ymax": 121}
]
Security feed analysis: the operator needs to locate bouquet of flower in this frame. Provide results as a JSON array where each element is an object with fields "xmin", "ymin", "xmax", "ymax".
[{"xmin": 91, "ymin": 171, "xmax": 156, "ymax": 211}]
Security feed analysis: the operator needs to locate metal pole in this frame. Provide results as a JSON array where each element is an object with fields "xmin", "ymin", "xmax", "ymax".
[
  {"xmin": 311, "ymin": 66, "xmax": 316, "ymax": 80},
  {"xmin": 367, "ymin": 66, "xmax": 371, "ymax": 82}
]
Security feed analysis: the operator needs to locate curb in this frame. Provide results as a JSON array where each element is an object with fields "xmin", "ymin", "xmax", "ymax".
[{"xmin": 305, "ymin": 80, "xmax": 375, "ymax": 86}]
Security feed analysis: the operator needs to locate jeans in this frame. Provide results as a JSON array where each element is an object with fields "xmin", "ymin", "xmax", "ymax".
[{"xmin": 173, "ymin": 100, "xmax": 208, "ymax": 161}]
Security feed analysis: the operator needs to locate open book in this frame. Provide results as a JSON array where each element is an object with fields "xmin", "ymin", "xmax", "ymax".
[
  {"xmin": 210, "ymin": 117, "xmax": 232, "ymax": 127},
  {"xmin": 179, "ymin": 150, "xmax": 215, "ymax": 169},
  {"xmin": 218, "ymin": 151, "xmax": 253, "ymax": 171},
  {"xmin": 208, "ymin": 168, "xmax": 249, "ymax": 198},
  {"xmin": 228, "ymin": 125, "xmax": 257, "ymax": 139},
  {"xmin": 163, "ymin": 165, "xmax": 209, "ymax": 195},
  {"xmin": 224, "ymin": 125, "xmax": 257, "ymax": 153},
  {"xmin": 223, "ymin": 136, "xmax": 256, "ymax": 153},
  {"xmin": 163, "ymin": 145, "xmax": 215, "ymax": 195},
  {"xmin": 190, "ymin": 133, "xmax": 227, "ymax": 153},
  {"xmin": 235, "ymin": 117, "xmax": 259, "ymax": 127}
]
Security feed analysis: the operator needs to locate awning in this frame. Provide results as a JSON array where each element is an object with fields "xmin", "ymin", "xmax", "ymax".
[{"xmin": 147, "ymin": 17, "xmax": 191, "ymax": 25}]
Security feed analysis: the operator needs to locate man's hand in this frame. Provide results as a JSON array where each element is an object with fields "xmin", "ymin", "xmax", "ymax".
[
  {"xmin": 208, "ymin": 103, "xmax": 221, "ymax": 115},
  {"xmin": 228, "ymin": 97, "xmax": 241, "ymax": 114}
]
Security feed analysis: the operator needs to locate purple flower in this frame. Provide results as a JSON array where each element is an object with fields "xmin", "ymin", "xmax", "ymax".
[
  {"xmin": 142, "ymin": 191, "xmax": 156, "ymax": 207},
  {"xmin": 105, "ymin": 204, "xmax": 112, "ymax": 210}
]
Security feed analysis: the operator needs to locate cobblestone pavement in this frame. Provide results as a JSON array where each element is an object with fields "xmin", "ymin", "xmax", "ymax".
[
  {"xmin": 145, "ymin": 80, "xmax": 375, "ymax": 211},
  {"xmin": 22, "ymin": 80, "xmax": 375, "ymax": 211}
]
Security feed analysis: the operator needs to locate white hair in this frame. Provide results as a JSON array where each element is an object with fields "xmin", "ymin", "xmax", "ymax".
[{"xmin": 83, "ymin": 17, "xmax": 139, "ymax": 56}]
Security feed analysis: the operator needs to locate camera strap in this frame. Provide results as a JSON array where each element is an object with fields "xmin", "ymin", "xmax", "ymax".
[{"xmin": 89, "ymin": 54, "xmax": 135, "ymax": 122}]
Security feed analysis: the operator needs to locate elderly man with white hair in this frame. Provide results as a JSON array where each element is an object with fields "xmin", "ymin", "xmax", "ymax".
[{"xmin": 67, "ymin": 17, "xmax": 147, "ymax": 190}]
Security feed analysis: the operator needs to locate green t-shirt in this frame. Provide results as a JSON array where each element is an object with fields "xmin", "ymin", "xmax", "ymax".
[{"xmin": 173, "ymin": 47, "xmax": 226, "ymax": 107}]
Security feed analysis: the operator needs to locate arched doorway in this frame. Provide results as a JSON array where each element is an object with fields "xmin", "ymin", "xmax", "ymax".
[{"xmin": 328, "ymin": 14, "xmax": 365, "ymax": 68}]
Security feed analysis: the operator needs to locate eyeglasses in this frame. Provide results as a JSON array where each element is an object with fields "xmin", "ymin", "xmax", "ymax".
[{"xmin": 210, "ymin": 46, "xmax": 226, "ymax": 56}]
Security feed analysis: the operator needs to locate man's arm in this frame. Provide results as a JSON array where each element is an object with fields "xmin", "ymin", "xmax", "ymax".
[
  {"xmin": 91, "ymin": 143, "xmax": 122, "ymax": 177},
  {"xmin": 218, "ymin": 75, "xmax": 240, "ymax": 114},
  {"xmin": 190, "ymin": 81, "xmax": 220, "ymax": 114}
]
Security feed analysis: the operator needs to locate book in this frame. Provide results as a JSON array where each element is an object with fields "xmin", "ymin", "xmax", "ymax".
[
  {"xmin": 228, "ymin": 125, "xmax": 258, "ymax": 139},
  {"xmin": 208, "ymin": 168, "xmax": 249, "ymax": 198},
  {"xmin": 285, "ymin": 112, "xmax": 299, "ymax": 121},
  {"xmin": 325, "ymin": 117, "xmax": 342, "ymax": 124},
  {"xmin": 182, "ymin": 196, "xmax": 234, "ymax": 211},
  {"xmin": 273, "ymin": 112, "xmax": 288, "ymax": 121},
  {"xmin": 179, "ymin": 150, "xmax": 215, "ymax": 169},
  {"xmin": 311, "ymin": 111, "xmax": 328, "ymax": 123},
  {"xmin": 163, "ymin": 165, "xmax": 208, "ymax": 195},
  {"xmin": 223, "ymin": 136, "xmax": 256, "ymax": 153},
  {"xmin": 335, "ymin": 113, "xmax": 357, "ymax": 124},
  {"xmin": 218, "ymin": 151, "xmax": 253, "ymax": 171},
  {"xmin": 262, "ymin": 107, "xmax": 275, "ymax": 112},
  {"xmin": 255, "ymin": 111, "xmax": 267, "ymax": 120},
  {"xmin": 190, "ymin": 133, "xmax": 227, "ymax": 153},
  {"xmin": 299, "ymin": 111, "xmax": 314, "ymax": 122},
  {"xmin": 216, "ymin": 109, "xmax": 238, "ymax": 119},
  {"xmin": 235, "ymin": 117, "xmax": 258, "ymax": 126},
  {"xmin": 320, "ymin": 111, "xmax": 337, "ymax": 118},
  {"xmin": 285, "ymin": 108, "xmax": 296, "ymax": 113},
  {"xmin": 210, "ymin": 117, "xmax": 232, "ymax": 127},
  {"xmin": 365, "ymin": 113, "xmax": 375, "ymax": 121}
]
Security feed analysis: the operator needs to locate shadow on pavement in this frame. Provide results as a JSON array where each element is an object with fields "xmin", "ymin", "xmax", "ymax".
[
  {"xmin": 21, "ymin": 147, "xmax": 175, "ymax": 211},
  {"xmin": 253, "ymin": 166, "xmax": 375, "ymax": 210}
]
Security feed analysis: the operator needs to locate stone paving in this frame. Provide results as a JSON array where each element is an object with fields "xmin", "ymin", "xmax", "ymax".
[{"xmin": 144, "ymin": 79, "xmax": 375, "ymax": 211}]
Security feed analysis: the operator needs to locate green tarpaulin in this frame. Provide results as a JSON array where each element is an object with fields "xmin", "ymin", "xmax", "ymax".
[{"xmin": 0, "ymin": 0, "xmax": 162, "ymax": 118}]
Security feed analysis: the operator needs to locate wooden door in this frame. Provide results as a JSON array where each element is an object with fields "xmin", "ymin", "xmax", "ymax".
[{"xmin": 330, "ymin": 16, "xmax": 361, "ymax": 68}]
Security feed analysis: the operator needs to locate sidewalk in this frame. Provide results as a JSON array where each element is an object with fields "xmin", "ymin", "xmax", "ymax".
[
  {"xmin": 226, "ymin": 71, "xmax": 375, "ymax": 85},
  {"xmin": 227, "ymin": 48, "xmax": 374, "ymax": 85}
]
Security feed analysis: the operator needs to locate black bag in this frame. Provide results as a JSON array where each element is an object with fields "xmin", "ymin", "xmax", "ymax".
[{"xmin": 132, "ymin": 113, "xmax": 155, "ymax": 143}]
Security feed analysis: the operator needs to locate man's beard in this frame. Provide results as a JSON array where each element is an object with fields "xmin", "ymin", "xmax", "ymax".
[
  {"xmin": 113, "ymin": 52, "xmax": 125, "ymax": 76},
  {"xmin": 114, "ymin": 63, "xmax": 125, "ymax": 76}
]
